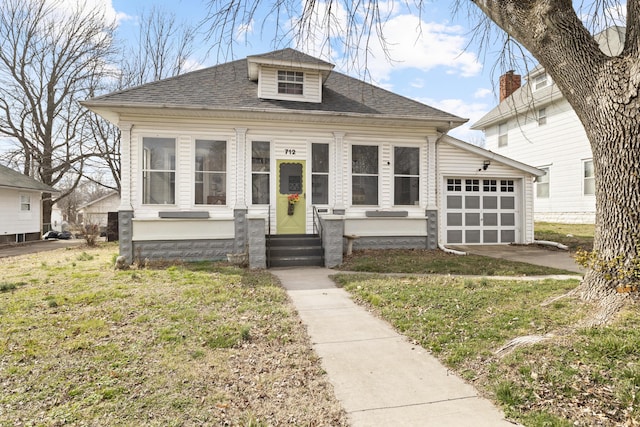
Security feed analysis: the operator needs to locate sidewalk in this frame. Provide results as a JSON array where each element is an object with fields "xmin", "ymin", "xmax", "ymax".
[{"xmin": 271, "ymin": 267, "xmax": 518, "ymax": 427}]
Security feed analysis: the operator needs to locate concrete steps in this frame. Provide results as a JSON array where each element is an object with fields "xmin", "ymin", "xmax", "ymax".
[{"xmin": 267, "ymin": 234, "xmax": 324, "ymax": 267}]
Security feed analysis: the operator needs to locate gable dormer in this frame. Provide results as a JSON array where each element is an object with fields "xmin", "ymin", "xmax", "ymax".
[{"xmin": 247, "ymin": 48, "xmax": 335, "ymax": 104}]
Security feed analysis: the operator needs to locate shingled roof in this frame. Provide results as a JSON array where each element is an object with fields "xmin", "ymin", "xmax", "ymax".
[
  {"xmin": 83, "ymin": 48, "xmax": 465, "ymax": 126},
  {"xmin": 0, "ymin": 164, "xmax": 57, "ymax": 193}
]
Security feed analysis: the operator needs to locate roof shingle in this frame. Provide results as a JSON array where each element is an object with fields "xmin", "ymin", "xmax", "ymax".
[{"xmin": 85, "ymin": 49, "xmax": 464, "ymax": 123}]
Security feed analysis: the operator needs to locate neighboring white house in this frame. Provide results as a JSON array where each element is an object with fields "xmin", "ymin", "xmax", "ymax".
[
  {"xmin": 83, "ymin": 48, "xmax": 543, "ymax": 267},
  {"xmin": 0, "ymin": 164, "xmax": 57, "ymax": 244},
  {"xmin": 78, "ymin": 192, "xmax": 121, "ymax": 228},
  {"xmin": 471, "ymin": 27, "xmax": 625, "ymax": 224}
]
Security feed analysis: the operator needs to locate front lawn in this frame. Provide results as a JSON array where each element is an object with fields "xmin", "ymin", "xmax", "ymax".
[
  {"xmin": 334, "ymin": 273, "xmax": 640, "ymax": 426},
  {"xmin": 0, "ymin": 244, "xmax": 347, "ymax": 426},
  {"xmin": 338, "ymin": 248, "xmax": 577, "ymax": 276},
  {"xmin": 535, "ymin": 222, "xmax": 595, "ymax": 252}
]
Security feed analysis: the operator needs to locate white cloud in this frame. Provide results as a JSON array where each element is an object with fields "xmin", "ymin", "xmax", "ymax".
[
  {"xmin": 417, "ymin": 96, "xmax": 489, "ymax": 144},
  {"xmin": 473, "ymin": 88, "xmax": 491, "ymax": 99},
  {"xmin": 235, "ymin": 20, "xmax": 254, "ymax": 43},
  {"xmin": 410, "ymin": 78, "xmax": 425, "ymax": 89},
  {"xmin": 49, "ymin": 0, "xmax": 132, "ymax": 26},
  {"xmin": 356, "ymin": 15, "xmax": 482, "ymax": 84}
]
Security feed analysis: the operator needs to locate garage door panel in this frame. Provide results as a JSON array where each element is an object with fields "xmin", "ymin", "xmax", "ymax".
[
  {"xmin": 501, "ymin": 196, "xmax": 515, "ymax": 209},
  {"xmin": 448, "ymin": 230, "xmax": 462, "ymax": 243},
  {"xmin": 501, "ymin": 213, "xmax": 515, "ymax": 226},
  {"xmin": 501, "ymin": 230, "xmax": 515, "ymax": 243},
  {"xmin": 484, "ymin": 230, "xmax": 498, "ymax": 243},
  {"xmin": 465, "ymin": 213, "xmax": 480, "ymax": 226},
  {"xmin": 447, "ymin": 213, "xmax": 462, "ymax": 226},
  {"xmin": 465, "ymin": 230, "xmax": 481, "ymax": 243},
  {"xmin": 445, "ymin": 177, "xmax": 519, "ymax": 245},
  {"xmin": 483, "ymin": 196, "xmax": 498, "ymax": 209},
  {"xmin": 465, "ymin": 196, "xmax": 480, "ymax": 209},
  {"xmin": 484, "ymin": 213, "xmax": 498, "ymax": 226}
]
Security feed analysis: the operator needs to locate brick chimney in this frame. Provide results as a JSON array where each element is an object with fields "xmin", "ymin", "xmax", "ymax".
[{"xmin": 499, "ymin": 70, "xmax": 521, "ymax": 101}]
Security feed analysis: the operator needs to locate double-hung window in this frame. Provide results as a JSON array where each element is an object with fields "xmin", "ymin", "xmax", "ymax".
[
  {"xmin": 394, "ymin": 147, "xmax": 419, "ymax": 205},
  {"xmin": 537, "ymin": 108, "xmax": 547, "ymax": 125},
  {"xmin": 142, "ymin": 137, "xmax": 176, "ymax": 205},
  {"xmin": 20, "ymin": 194, "xmax": 31, "ymax": 211},
  {"xmin": 352, "ymin": 145, "xmax": 378, "ymax": 205},
  {"xmin": 195, "ymin": 140, "xmax": 226, "ymax": 205},
  {"xmin": 536, "ymin": 167, "xmax": 550, "ymax": 198},
  {"xmin": 498, "ymin": 122, "xmax": 508, "ymax": 147},
  {"xmin": 584, "ymin": 160, "xmax": 595, "ymax": 195},
  {"xmin": 251, "ymin": 141, "xmax": 270, "ymax": 205},
  {"xmin": 277, "ymin": 70, "xmax": 303, "ymax": 95},
  {"xmin": 534, "ymin": 74, "xmax": 548, "ymax": 90},
  {"xmin": 312, "ymin": 143, "xmax": 329, "ymax": 204}
]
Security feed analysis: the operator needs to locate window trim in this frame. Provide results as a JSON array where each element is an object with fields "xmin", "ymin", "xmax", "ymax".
[
  {"xmin": 537, "ymin": 107, "xmax": 547, "ymax": 126},
  {"xmin": 277, "ymin": 70, "xmax": 304, "ymax": 95},
  {"xmin": 251, "ymin": 140, "xmax": 271, "ymax": 205},
  {"xmin": 583, "ymin": 159, "xmax": 595, "ymax": 196},
  {"xmin": 498, "ymin": 122, "xmax": 508, "ymax": 147},
  {"xmin": 311, "ymin": 143, "xmax": 330, "ymax": 205},
  {"xmin": 194, "ymin": 139, "xmax": 227, "ymax": 206},
  {"xmin": 533, "ymin": 73, "xmax": 548, "ymax": 91},
  {"xmin": 20, "ymin": 194, "xmax": 31, "ymax": 212},
  {"xmin": 351, "ymin": 144, "xmax": 379, "ymax": 206},
  {"xmin": 536, "ymin": 166, "xmax": 550, "ymax": 199},
  {"xmin": 393, "ymin": 146, "xmax": 420, "ymax": 206},
  {"xmin": 141, "ymin": 136, "xmax": 177, "ymax": 205}
]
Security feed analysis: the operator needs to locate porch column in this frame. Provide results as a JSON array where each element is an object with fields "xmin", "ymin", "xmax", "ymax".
[
  {"xmin": 332, "ymin": 132, "xmax": 346, "ymax": 214},
  {"xmin": 247, "ymin": 215, "xmax": 266, "ymax": 269},
  {"xmin": 234, "ymin": 128, "xmax": 248, "ymax": 209},
  {"xmin": 426, "ymin": 134, "xmax": 439, "ymax": 250},
  {"xmin": 320, "ymin": 214, "xmax": 344, "ymax": 268},
  {"xmin": 234, "ymin": 128, "xmax": 249, "ymax": 253},
  {"xmin": 118, "ymin": 122, "xmax": 134, "ymax": 263},
  {"xmin": 118, "ymin": 122, "xmax": 134, "ymax": 211}
]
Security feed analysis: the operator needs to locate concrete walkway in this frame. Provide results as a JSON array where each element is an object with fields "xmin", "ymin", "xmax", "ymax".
[
  {"xmin": 272, "ymin": 267, "xmax": 518, "ymax": 427},
  {"xmin": 450, "ymin": 244, "xmax": 585, "ymax": 274}
]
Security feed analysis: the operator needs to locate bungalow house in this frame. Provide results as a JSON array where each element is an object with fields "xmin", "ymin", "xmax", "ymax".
[
  {"xmin": 471, "ymin": 27, "xmax": 625, "ymax": 224},
  {"xmin": 0, "ymin": 164, "xmax": 58, "ymax": 244},
  {"xmin": 82, "ymin": 48, "xmax": 543, "ymax": 268}
]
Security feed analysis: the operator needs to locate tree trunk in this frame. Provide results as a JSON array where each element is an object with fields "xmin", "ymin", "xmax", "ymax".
[{"xmin": 469, "ymin": 1, "xmax": 640, "ymax": 323}]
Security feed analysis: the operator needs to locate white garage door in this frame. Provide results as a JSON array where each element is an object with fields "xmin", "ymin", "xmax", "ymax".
[{"xmin": 445, "ymin": 178, "xmax": 519, "ymax": 244}]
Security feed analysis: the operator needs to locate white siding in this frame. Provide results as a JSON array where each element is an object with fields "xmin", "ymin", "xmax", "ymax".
[
  {"xmin": 0, "ymin": 188, "xmax": 42, "ymax": 236},
  {"xmin": 119, "ymin": 113, "xmax": 537, "ymax": 241},
  {"xmin": 437, "ymin": 142, "xmax": 536, "ymax": 244},
  {"xmin": 485, "ymin": 97, "xmax": 595, "ymax": 223},
  {"xmin": 258, "ymin": 66, "xmax": 322, "ymax": 103},
  {"xmin": 80, "ymin": 193, "xmax": 120, "ymax": 227}
]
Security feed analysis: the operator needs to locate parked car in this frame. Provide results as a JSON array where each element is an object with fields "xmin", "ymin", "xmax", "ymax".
[{"xmin": 43, "ymin": 230, "xmax": 73, "ymax": 240}]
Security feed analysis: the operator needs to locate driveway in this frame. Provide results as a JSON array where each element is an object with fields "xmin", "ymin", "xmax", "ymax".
[
  {"xmin": 0, "ymin": 239, "xmax": 84, "ymax": 258},
  {"xmin": 450, "ymin": 244, "xmax": 585, "ymax": 274}
]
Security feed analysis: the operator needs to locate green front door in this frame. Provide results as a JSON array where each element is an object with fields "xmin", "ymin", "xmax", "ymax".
[{"xmin": 276, "ymin": 160, "xmax": 306, "ymax": 234}]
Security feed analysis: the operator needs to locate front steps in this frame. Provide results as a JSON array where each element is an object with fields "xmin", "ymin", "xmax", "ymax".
[{"xmin": 267, "ymin": 234, "xmax": 324, "ymax": 267}]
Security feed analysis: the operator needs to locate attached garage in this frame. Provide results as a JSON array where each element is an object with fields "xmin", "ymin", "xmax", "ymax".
[{"xmin": 437, "ymin": 136, "xmax": 543, "ymax": 246}]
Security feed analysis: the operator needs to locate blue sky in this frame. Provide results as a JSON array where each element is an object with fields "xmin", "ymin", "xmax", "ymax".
[{"xmin": 93, "ymin": 0, "xmax": 513, "ymax": 143}]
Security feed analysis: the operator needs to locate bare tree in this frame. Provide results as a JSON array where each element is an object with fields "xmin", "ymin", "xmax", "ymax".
[
  {"xmin": 0, "ymin": 0, "xmax": 116, "ymax": 226},
  {"xmin": 86, "ymin": 5, "xmax": 198, "ymax": 194},
  {"xmin": 202, "ymin": 0, "xmax": 640, "ymax": 323}
]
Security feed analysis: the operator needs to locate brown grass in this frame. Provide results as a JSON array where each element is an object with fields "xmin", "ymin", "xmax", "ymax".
[{"xmin": 0, "ymin": 244, "xmax": 347, "ymax": 426}]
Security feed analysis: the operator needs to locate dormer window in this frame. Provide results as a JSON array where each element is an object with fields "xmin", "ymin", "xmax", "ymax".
[{"xmin": 278, "ymin": 70, "xmax": 303, "ymax": 95}]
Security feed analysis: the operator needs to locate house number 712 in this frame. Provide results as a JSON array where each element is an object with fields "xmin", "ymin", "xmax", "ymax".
[{"xmin": 285, "ymin": 149, "xmax": 296, "ymax": 155}]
